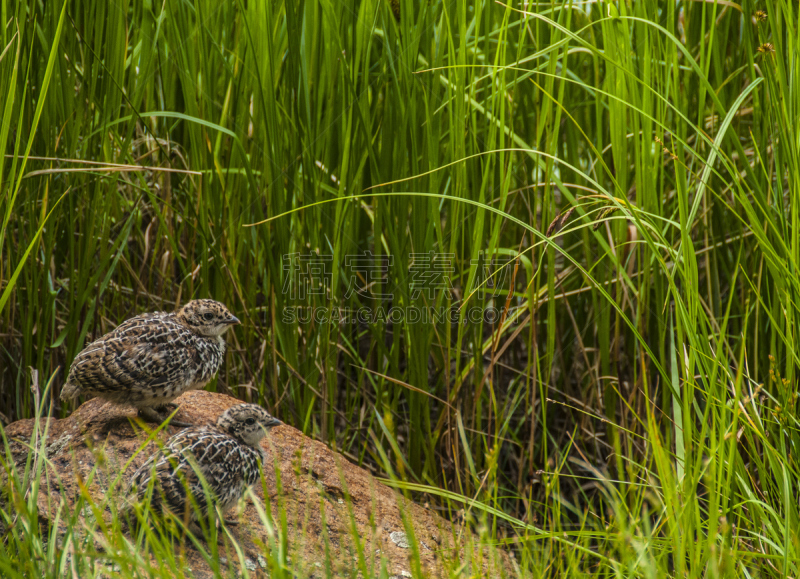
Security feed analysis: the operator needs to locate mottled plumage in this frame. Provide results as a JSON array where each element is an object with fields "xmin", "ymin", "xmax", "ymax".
[
  {"xmin": 127, "ymin": 404, "xmax": 281, "ymax": 525},
  {"xmin": 61, "ymin": 300, "xmax": 239, "ymax": 423}
]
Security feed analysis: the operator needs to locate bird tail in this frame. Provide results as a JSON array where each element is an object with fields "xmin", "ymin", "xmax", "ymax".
[
  {"xmin": 118, "ymin": 499, "xmax": 139, "ymax": 533},
  {"xmin": 60, "ymin": 378, "xmax": 81, "ymax": 401}
]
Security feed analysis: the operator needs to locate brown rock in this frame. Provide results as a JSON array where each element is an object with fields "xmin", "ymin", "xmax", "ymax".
[{"xmin": 2, "ymin": 391, "xmax": 511, "ymax": 578}]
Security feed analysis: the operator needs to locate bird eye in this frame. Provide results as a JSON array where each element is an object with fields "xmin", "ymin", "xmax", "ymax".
[
  {"xmin": 245, "ymin": 418, "xmax": 256, "ymax": 426},
  {"xmin": 203, "ymin": 312, "xmax": 215, "ymax": 321}
]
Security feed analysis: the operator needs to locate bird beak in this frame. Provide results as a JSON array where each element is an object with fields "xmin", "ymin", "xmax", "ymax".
[
  {"xmin": 226, "ymin": 316, "xmax": 241, "ymax": 325},
  {"xmin": 266, "ymin": 417, "xmax": 282, "ymax": 429}
]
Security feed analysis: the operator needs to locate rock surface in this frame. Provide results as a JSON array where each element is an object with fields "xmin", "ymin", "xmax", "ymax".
[{"xmin": 2, "ymin": 391, "xmax": 510, "ymax": 578}]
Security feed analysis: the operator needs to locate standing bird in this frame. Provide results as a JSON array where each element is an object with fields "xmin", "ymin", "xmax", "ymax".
[
  {"xmin": 125, "ymin": 403, "xmax": 281, "ymax": 529},
  {"xmin": 61, "ymin": 299, "xmax": 240, "ymax": 425}
]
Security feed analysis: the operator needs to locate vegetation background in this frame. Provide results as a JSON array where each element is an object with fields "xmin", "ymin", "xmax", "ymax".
[{"xmin": 2, "ymin": 0, "xmax": 799, "ymax": 576}]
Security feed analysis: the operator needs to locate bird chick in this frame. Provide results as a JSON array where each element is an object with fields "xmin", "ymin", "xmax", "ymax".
[
  {"xmin": 61, "ymin": 299, "xmax": 239, "ymax": 425},
  {"xmin": 125, "ymin": 403, "xmax": 281, "ymax": 530}
]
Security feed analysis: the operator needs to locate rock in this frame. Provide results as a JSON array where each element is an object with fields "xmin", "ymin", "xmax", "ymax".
[{"xmin": 1, "ymin": 391, "xmax": 510, "ymax": 578}]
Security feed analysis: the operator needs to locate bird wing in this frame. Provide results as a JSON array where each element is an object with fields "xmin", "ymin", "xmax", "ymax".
[
  {"xmin": 189, "ymin": 436, "xmax": 262, "ymax": 514},
  {"xmin": 128, "ymin": 427, "xmax": 262, "ymax": 521},
  {"xmin": 130, "ymin": 428, "xmax": 238, "ymax": 517},
  {"xmin": 64, "ymin": 314, "xmax": 194, "ymax": 396}
]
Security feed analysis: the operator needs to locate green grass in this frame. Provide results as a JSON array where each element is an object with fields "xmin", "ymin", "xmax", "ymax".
[{"xmin": 2, "ymin": 0, "xmax": 800, "ymax": 576}]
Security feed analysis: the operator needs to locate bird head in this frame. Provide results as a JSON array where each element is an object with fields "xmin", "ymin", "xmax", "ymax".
[
  {"xmin": 217, "ymin": 404, "xmax": 282, "ymax": 446},
  {"xmin": 177, "ymin": 299, "xmax": 240, "ymax": 336}
]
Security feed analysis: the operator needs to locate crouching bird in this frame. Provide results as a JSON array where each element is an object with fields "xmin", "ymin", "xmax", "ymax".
[
  {"xmin": 123, "ymin": 403, "xmax": 282, "ymax": 532},
  {"xmin": 61, "ymin": 299, "xmax": 240, "ymax": 426}
]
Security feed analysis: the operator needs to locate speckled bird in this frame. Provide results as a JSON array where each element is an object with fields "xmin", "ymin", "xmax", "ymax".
[
  {"xmin": 126, "ymin": 404, "xmax": 281, "ymax": 526},
  {"xmin": 61, "ymin": 299, "xmax": 240, "ymax": 424}
]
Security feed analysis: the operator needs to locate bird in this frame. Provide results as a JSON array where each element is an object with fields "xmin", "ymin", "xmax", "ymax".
[
  {"xmin": 60, "ymin": 299, "xmax": 240, "ymax": 425},
  {"xmin": 124, "ymin": 403, "xmax": 282, "ymax": 530}
]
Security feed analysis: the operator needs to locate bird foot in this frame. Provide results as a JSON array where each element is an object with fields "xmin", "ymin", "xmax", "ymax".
[
  {"xmin": 137, "ymin": 406, "xmax": 193, "ymax": 428},
  {"xmin": 213, "ymin": 505, "xmax": 240, "ymax": 527}
]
